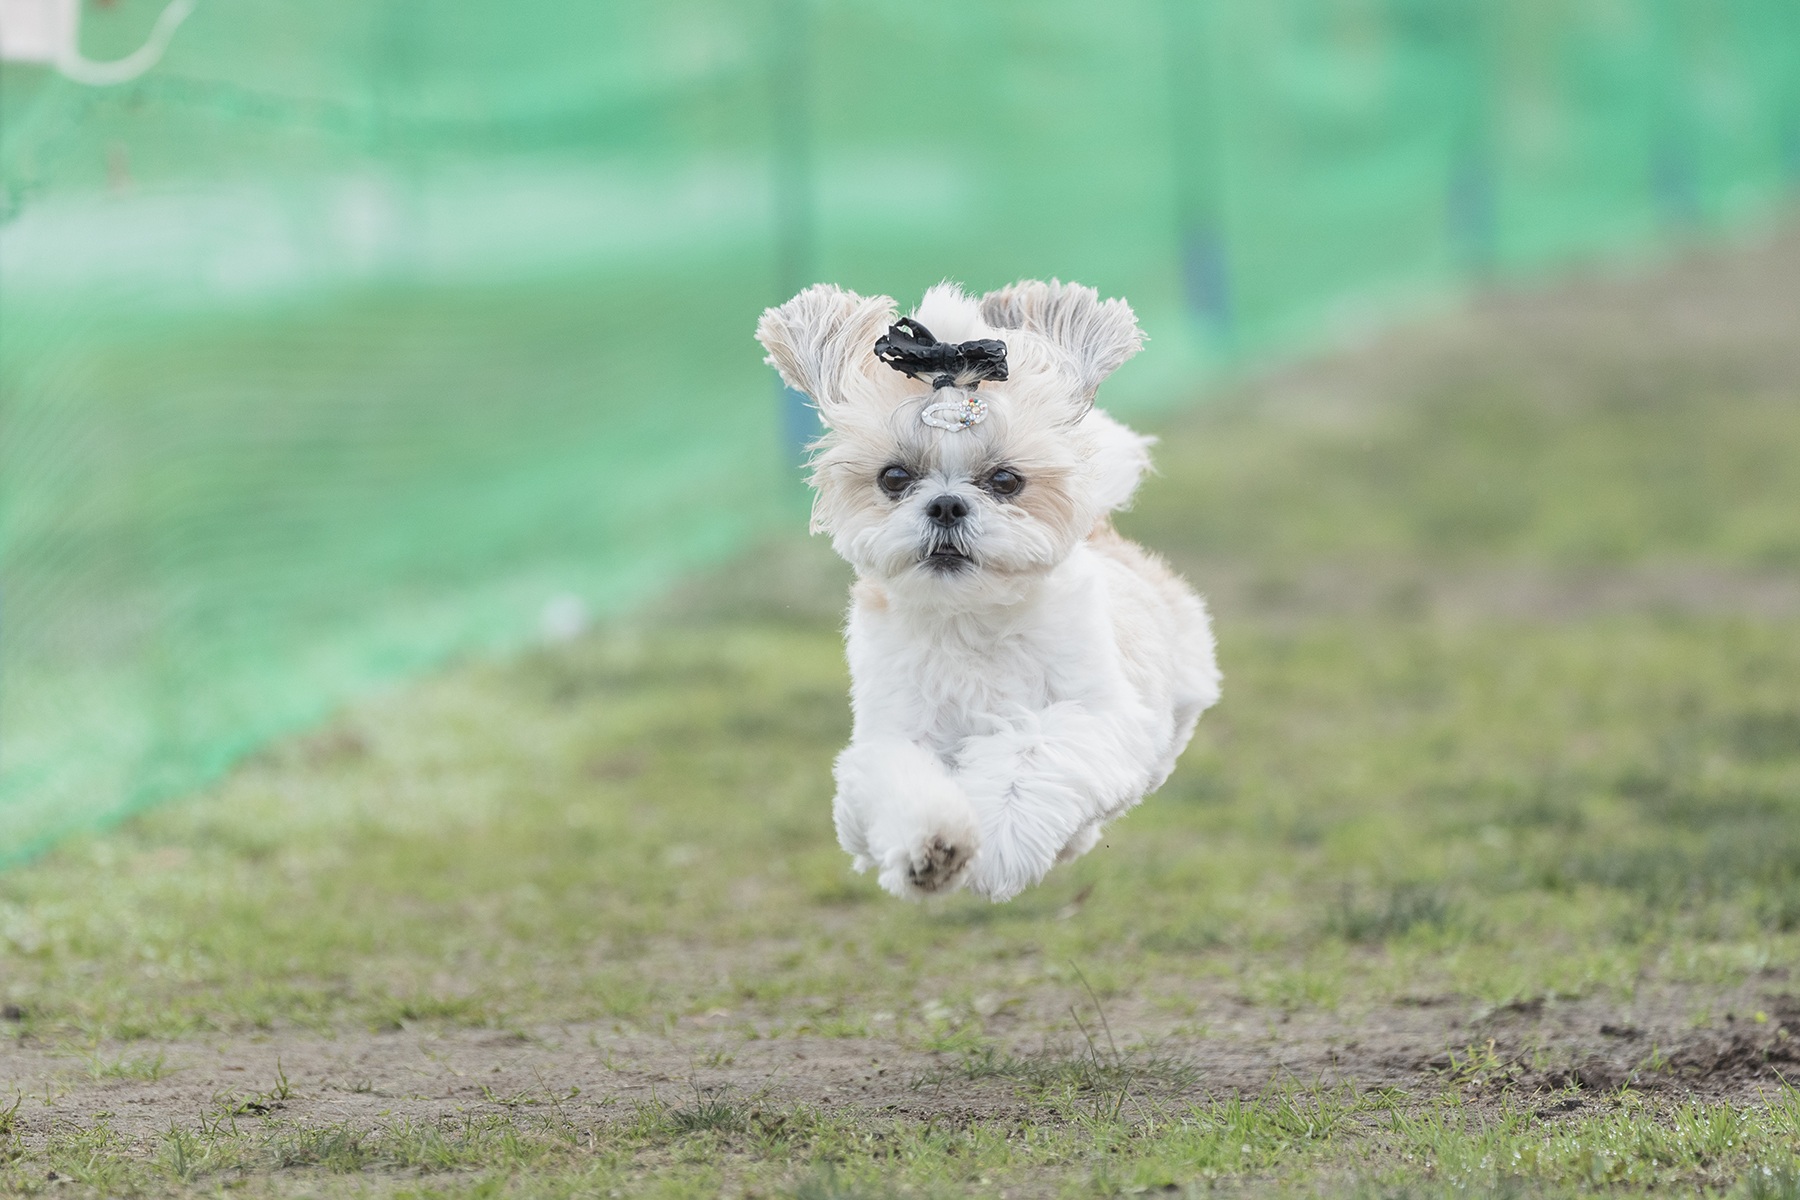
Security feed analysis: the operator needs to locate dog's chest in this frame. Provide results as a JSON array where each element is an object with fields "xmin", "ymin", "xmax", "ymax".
[
  {"xmin": 915, "ymin": 635, "xmax": 1047, "ymax": 717},
  {"xmin": 851, "ymin": 612, "xmax": 1074, "ymax": 750}
]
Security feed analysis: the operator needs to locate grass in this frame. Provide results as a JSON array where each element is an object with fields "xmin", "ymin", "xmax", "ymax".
[
  {"xmin": 74, "ymin": 1049, "xmax": 176, "ymax": 1083},
  {"xmin": 7, "ymin": 1085, "xmax": 1800, "ymax": 1197},
  {"xmin": 3, "ymin": 232, "xmax": 1800, "ymax": 1195}
]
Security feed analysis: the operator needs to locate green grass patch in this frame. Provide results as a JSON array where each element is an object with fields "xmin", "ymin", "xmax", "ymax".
[
  {"xmin": 4, "ymin": 238, "xmax": 1800, "ymax": 1195},
  {"xmin": 5, "ymin": 1084, "xmax": 1799, "ymax": 1197}
]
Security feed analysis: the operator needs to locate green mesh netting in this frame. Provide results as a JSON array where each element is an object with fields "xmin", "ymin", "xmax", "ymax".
[{"xmin": 2, "ymin": 0, "xmax": 1796, "ymax": 864}]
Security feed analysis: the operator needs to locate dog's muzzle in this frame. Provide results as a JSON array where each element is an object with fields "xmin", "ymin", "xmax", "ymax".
[
  {"xmin": 920, "ymin": 493, "xmax": 975, "ymax": 572},
  {"xmin": 921, "ymin": 542, "xmax": 972, "ymax": 573}
]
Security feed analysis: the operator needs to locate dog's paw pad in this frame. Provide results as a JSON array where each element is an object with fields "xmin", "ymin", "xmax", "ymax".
[{"xmin": 907, "ymin": 836, "xmax": 970, "ymax": 892}]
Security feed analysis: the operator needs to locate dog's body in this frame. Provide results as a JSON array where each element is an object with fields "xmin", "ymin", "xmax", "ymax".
[{"xmin": 757, "ymin": 280, "xmax": 1219, "ymax": 902}]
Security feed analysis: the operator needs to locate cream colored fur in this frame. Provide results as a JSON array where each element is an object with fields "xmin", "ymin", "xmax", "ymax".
[{"xmin": 756, "ymin": 279, "xmax": 1220, "ymax": 902}]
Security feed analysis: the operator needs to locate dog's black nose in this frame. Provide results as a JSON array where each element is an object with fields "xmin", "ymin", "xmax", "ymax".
[{"xmin": 925, "ymin": 494, "xmax": 969, "ymax": 528}]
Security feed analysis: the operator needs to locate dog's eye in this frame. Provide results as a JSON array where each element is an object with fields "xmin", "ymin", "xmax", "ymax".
[
  {"xmin": 987, "ymin": 468, "xmax": 1023, "ymax": 496},
  {"xmin": 878, "ymin": 465, "xmax": 913, "ymax": 496}
]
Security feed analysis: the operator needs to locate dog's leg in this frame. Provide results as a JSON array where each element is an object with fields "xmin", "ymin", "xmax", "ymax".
[
  {"xmin": 1056, "ymin": 821, "xmax": 1103, "ymax": 864},
  {"xmin": 953, "ymin": 705, "xmax": 1158, "ymax": 901},
  {"xmin": 833, "ymin": 739, "xmax": 981, "ymax": 899},
  {"xmin": 1146, "ymin": 698, "xmax": 1207, "ymax": 793}
]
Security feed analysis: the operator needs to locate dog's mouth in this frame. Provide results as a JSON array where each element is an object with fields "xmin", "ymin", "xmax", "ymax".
[{"xmin": 921, "ymin": 544, "xmax": 973, "ymax": 573}]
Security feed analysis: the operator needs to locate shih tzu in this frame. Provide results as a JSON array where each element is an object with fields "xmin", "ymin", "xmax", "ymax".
[{"xmin": 756, "ymin": 280, "xmax": 1219, "ymax": 902}]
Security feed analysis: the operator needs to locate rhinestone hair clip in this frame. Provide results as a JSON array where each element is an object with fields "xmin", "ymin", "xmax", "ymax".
[{"xmin": 873, "ymin": 318, "xmax": 1007, "ymax": 432}]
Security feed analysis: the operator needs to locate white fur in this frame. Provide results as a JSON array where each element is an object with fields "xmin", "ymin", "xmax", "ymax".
[{"xmin": 756, "ymin": 280, "xmax": 1221, "ymax": 902}]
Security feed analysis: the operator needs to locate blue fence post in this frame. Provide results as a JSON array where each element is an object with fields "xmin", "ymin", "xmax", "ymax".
[
  {"xmin": 1782, "ymin": 0, "xmax": 1800, "ymax": 188},
  {"xmin": 1164, "ymin": 0, "xmax": 1233, "ymax": 344},
  {"xmin": 771, "ymin": 0, "xmax": 820, "ymax": 470},
  {"xmin": 1448, "ymin": 0, "xmax": 1499, "ymax": 276},
  {"xmin": 1648, "ymin": 0, "xmax": 1700, "ymax": 228}
]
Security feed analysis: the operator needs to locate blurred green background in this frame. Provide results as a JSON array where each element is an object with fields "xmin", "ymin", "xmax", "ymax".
[{"xmin": 2, "ymin": 0, "xmax": 1797, "ymax": 862}]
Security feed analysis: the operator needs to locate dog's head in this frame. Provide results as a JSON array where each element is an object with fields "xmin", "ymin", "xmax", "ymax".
[{"xmin": 756, "ymin": 280, "xmax": 1153, "ymax": 606}]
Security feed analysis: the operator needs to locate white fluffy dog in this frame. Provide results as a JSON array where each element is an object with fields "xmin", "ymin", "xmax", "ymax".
[{"xmin": 756, "ymin": 279, "xmax": 1220, "ymax": 902}]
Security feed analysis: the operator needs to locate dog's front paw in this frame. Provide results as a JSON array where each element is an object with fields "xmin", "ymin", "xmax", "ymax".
[
  {"xmin": 908, "ymin": 835, "xmax": 972, "ymax": 892},
  {"xmin": 877, "ymin": 830, "xmax": 977, "ymax": 900},
  {"xmin": 838, "ymin": 738, "xmax": 981, "ymax": 901}
]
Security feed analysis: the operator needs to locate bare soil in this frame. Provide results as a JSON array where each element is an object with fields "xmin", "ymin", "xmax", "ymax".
[
  {"xmin": 7, "ymin": 225, "xmax": 1798, "ymax": 1165},
  {"xmin": 5, "ymin": 975, "xmax": 1794, "ymax": 1151}
]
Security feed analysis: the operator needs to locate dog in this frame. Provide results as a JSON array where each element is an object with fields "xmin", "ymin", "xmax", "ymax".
[{"xmin": 756, "ymin": 279, "xmax": 1220, "ymax": 902}]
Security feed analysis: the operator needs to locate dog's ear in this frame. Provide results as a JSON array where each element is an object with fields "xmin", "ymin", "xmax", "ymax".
[
  {"xmin": 756, "ymin": 285, "xmax": 896, "ymax": 424},
  {"xmin": 979, "ymin": 279, "xmax": 1143, "ymax": 418}
]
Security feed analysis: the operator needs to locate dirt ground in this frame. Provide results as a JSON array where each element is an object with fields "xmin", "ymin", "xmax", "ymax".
[
  {"xmin": 6, "ymin": 229, "xmax": 1800, "ymax": 1174},
  {"xmin": 6, "ymin": 972, "xmax": 1796, "ymax": 1152}
]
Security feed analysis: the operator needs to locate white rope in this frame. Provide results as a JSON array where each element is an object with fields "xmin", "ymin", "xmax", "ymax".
[{"xmin": 54, "ymin": 0, "xmax": 195, "ymax": 86}]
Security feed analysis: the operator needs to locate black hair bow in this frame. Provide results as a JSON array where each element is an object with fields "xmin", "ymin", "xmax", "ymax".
[{"xmin": 873, "ymin": 318, "xmax": 1008, "ymax": 389}]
